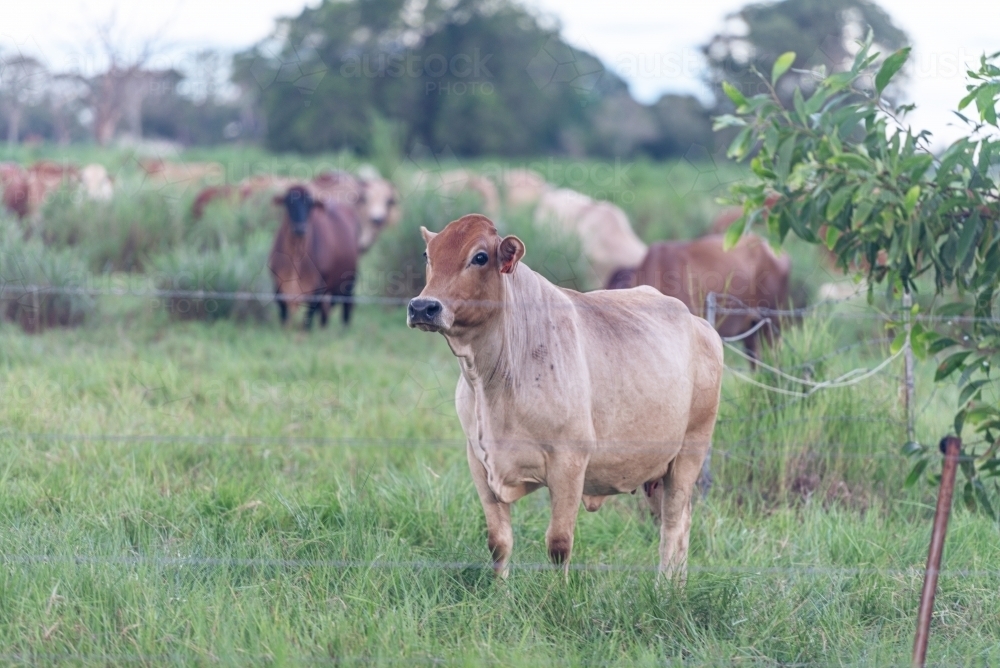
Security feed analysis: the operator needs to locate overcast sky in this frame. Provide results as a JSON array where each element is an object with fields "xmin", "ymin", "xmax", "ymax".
[{"xmin": 1, "ymin": 0, "xmax": 997, "ymax": 149}]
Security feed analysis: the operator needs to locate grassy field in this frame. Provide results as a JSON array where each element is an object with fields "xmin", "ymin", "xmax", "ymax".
[
  {"xmin": 1, "ymin": 147, "xmax": 997, "ymax": 665},
  {"xmin": 0, "ymin": 302, "xmax": 997, "ymax": 666}
]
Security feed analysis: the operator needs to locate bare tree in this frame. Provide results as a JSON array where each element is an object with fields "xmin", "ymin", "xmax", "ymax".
[
  {"xmin": 72, "ymin": 13, "xmax": 171, "ymax": 145},
  {"xmin": 0, "ymin": 50, "xmax": 48, "ymax": 146}
]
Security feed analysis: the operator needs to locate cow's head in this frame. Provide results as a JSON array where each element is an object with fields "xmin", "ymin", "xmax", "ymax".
[
  {"xmin": 274, "ymin": 185, "xmax": 320, "ymax": 236},
  {"xmin": 357, "ymin": 177, "xmax": 400, "ymax": 250},
  {"xmin": 407, "ymin": 214, "xmax": 524, "ymax": 335}
]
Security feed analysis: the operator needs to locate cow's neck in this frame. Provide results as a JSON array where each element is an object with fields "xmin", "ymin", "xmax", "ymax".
[{"xmin": 445, "ymin": 265, "xmax": 552, "ymax": 396}]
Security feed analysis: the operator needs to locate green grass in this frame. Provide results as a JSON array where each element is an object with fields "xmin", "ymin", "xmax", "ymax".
[
  {"xmin": 0, "ymin": 304, "xmax": 997, "ymax": 666},
  {"xmin": 0, "ymin": 146, "xmax": 994, "ymax": 664}
]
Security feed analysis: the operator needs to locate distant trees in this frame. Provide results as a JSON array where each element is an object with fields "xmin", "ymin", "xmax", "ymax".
[
  {"xmin": 233, "ymin": 0, "xmax": 715, "ymax": 159},
  {"xmin": 703, "ymin": 0, "xmax": 908, "ymax": 109}
]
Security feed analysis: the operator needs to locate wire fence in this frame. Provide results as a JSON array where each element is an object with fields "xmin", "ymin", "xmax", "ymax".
[
  {"xmin": 0, "ymin": 285, "xmax": 969, "ymax": 581},
  {"xmin": 0, "ymin": 283, "xmax": 997, "ymax": 325}
]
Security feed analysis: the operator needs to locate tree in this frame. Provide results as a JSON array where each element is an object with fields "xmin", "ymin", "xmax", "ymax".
[
  {"xmin": 233, "ymin": 0, "xmax": 637, "ymax": 157},
  {"xmin": 719, "ymin": 37, "xmax": 1000, "ymax": 512},
  {"xmin": 704, "ymin": 0, "xmax": 907, "ymax": 109},
  {"xmin": 0, "ymin": 51, "xmax": 48, "ymax": 145}
]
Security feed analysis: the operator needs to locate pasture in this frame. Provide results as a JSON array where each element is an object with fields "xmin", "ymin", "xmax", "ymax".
[{"xmin": 0, "ymin": 149, "xmax": 997, "ymax": 665}]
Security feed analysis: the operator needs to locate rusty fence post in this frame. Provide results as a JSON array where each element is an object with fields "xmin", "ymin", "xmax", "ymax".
[{"xmin": 912, "ymin": 435, "xmax": 961, "ymax": 668}]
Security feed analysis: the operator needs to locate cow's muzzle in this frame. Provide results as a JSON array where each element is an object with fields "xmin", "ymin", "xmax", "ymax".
[{"xmin": 407, "ymin": 297, "xmax": 444, "ymax": 331}]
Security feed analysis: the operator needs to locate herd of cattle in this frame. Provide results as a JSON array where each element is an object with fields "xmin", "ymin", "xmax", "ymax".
[
  {"xmin": 0, "ymin": 157, "xmax": 793, "ymax": 356},
  {"xmin": 252, "ymin": 164, "xmax": 791, "ymax": 358}
]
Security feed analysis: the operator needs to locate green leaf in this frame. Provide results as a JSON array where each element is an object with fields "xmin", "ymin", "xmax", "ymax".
[
  {"xmin": 829, "ymin": 153, "xmax": 872, "ymax": 170},
  {"xmin": 772, "ymin": 52, "xmax": 796, "ymax": 85},
  {"xmin": 722, "ymin": 81, "xmax": 747, "ymax": 108},
  {"xmin": 875, "ymin": 48, "xmax": 911, "ymax": 94},
  {"xmin": 903, "ymin": 185, "xmax": 920, "ymax": 216},
  {"xmin": 824, "ymin": 188, "xmax": 852, "ymax": 223},
  {"xmin": 959, "ymin": 379, "xmax": 990, "ymax": 407},
  {"xmin": 904, "ymin": 458, "xmax": 929, "ymax": 487},
  {"xmin": 936, "ymin": 351, "xmax": 972, "ymax": 381},
  {"xmin": 927, "ymin": 336, "xmax": 959, "ymax": 355},
  {"xmin": 723, "ymin": 214, "xmax": 747, "ymax": 250},
  {"xmin": 825, "ymin": 226, "xmax": 840, "ymax": 251},
  {"xmin": 901, "ymin": 441, "xmax": 924, "ymax": 457},
  {"xmin": 956, "ymin": 211, "xmax": 981, "ymax": 270},
  {"xmin": 934, "ymin": 303, "xmax": 970, "ymax": 317},
  {"xmin": 974, "ymin": 480, "xmax": 996, "ymax": 520}
]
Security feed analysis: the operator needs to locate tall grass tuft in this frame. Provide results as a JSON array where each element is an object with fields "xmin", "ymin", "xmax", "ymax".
[
  {"xmin": 0, "ymin": 218, "xmax": 96, "ymax": 331},
  {"xmin": 713, "ymin": 314, "xmax": 906, "ymax": 508},
  {"xmin": 152, "ymin": 231, "xmax": 274, "ymax": 322}
]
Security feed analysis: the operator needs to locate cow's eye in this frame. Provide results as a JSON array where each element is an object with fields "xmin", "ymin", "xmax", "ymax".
[
  {"xmin": 471, "ymin": 251, "xmax": 489, "ymax": 266},
  {"xmin": 423, "ymin": 251, "xmax": 428, "ymax": 263}
]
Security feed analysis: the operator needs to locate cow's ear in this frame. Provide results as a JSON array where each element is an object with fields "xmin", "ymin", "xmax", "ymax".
[
  {"xmin": 420, "ymin": 226, "xmax": 437, "ymax": 244},
  {"xmin": 498, "ymin": 235, "xmax": 525, "ymax": 274}
]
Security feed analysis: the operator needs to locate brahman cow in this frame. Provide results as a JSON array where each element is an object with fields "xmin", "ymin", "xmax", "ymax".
[
  {"xmin": 80, "ymin": 164, "xmax": 114, "ymax": 201},
  {"xmin": 436, "ymin": 169, "xmax": 501, "ymax": 218},
  {"xmin": 629, "ymin": 233, "xmax": 791, "ymax": 361},
  {"xmin": 534, "ymin": 188, "xmax": 648, "ymax": 289},
  {"xmin": 268, "ymin": 185, "xmax": 359, "ymax": 327},
  {"xmin": 499, "ymin": 168, "xmax": 550, "ymax": 210},
  {"xmin": 407, "ymin": 214, "xmax": 723, "ymax": 579},
  {"xmin": 312, "ymin": 170, "xmax": 400, "ymax": 253},
  {"xmin": 139, "ymin": 159, "xmax": 224, "ymax": 187}
]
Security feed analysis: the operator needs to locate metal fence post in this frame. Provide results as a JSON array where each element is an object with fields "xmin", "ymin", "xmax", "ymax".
[
  {"xmin": 903, "ymin": 291, "xmax": 915, "ymax": 444},
  {"xmin": 912, "ymin": 436, "xmax": 961, "ymax": 668},
  {"xmin": 706, "ymin": 292, "xmax": 716, "ymax": 328}
]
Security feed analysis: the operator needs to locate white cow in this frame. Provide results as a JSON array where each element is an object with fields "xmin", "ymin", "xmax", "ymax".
[{"xmin": 534, "ymin": 188, "xmax": 648, "ymax": 289}]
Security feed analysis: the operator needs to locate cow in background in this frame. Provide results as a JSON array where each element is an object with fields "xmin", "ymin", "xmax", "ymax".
[
  {"xmin": 627, "ymin": 234, "xmax": 791, "ymax": 361},
  {"xmin": 268, "ymin": 185, "xmax": 359, "ymax": 328},
  {"xmin": 534, "ymin": 188, "xmax": 648, "ymax": 289}
]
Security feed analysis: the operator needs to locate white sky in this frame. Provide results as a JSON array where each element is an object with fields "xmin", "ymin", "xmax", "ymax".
[{"xmin": 1, "ymin": 0, "xmax": 998, "ymax": 150}]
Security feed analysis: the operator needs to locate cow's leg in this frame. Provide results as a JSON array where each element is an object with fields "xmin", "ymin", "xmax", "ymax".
[
  {"xmin": 466, "ymin": 442, "xmax": 513, "ymax": 578},
  {"xmin": 545, "ymin": 458, "xmax": 586, "ymax": 577},
  {"xmin": 658, "ymin": 433, "xmax": 710, "ymax": 584},
  {"xmin": 276, "ymin": 297, "xmax": 288, "ymax": 324},
  {"xmin": 303, "ymin": 302, "xmax": 314, "ymax": 330},
  {"xmin": 341, "ymin": 277, "xmax": 356, "ymax": 326},
  {"xmin": 319, "ymin": 295, "xmax": 330, "ymax": 328}
]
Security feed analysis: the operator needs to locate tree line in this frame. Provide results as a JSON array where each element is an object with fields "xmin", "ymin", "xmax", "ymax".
[{"xmin": 0, "ymin": 0, "xmax": 907, "ymax": 160}]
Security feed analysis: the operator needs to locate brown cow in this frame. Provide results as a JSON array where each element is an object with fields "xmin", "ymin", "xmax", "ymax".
[
  {"xmin": 268, "ymin": 185, "xmax": 359, "ymax": 327},
  {"xmin": 627, "ymin": 234, "xmax": 791, "ymax": 360},
  {"xmin": 1, "ymin": 162, "xmax": 80, "ymax": 219},
  {"xmin": 407, "ymin": 214, "xmax": 723, "ymax": 579}
]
